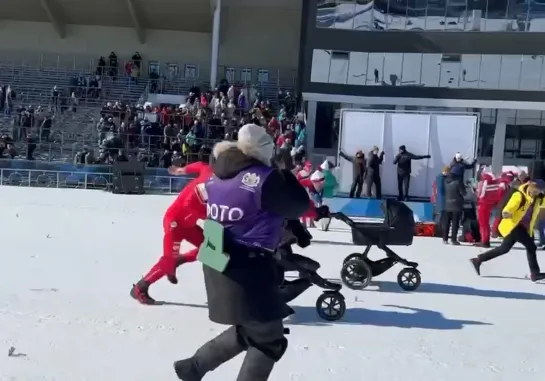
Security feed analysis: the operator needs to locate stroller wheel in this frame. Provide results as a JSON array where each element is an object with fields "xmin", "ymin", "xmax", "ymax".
[
  {"xmin": 343, "ymin": 253, "xmax": 365, "ymax": 265},
  {"xmin": 397, "ymin": 268, "xmax": 421, "ymax": 291},
  {"xmin": 316, "ymin": 291, "xmax": 346, "ymax": 321},
  {"xmin": 340, "ymin": 259, "xmax": 372, "ymax": 290}
]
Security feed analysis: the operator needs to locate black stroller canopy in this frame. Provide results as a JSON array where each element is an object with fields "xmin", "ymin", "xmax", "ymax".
[{"xmin": 383, "ymin": 199, "xmax": 415, "ymax": 231}]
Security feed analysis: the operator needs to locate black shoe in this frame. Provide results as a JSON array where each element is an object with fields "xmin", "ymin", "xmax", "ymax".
[
  {"xmin": 236, "ymin": 347, "xmax": 276, "ymax": 381},
  {"xmin": 473, "ymin": 242, "xmax": 491, "ymax": 248},
  {"xmin": 469, "ymin": 258, "xmax": 481, "ymax": 276},
  {"xmin": 174, "ymin": 326, "xmax": 245, "ymax": 380},
  {"xmin": 130, "ymin": 280, "xmax": 155, "ymax": 305},
  {"xmin": 529, "ymin": 272, "xmax": 545, "ymax": 282},
  {"xmin": 173, "ymin": 359, "xmax": 201, "ymax": 381},
  {"xmin": 451, "ymin": 241, "xmax": 461, "ymax": 246},
  {"xmin": 167, "ymin": 274, "xmax": 178, "ymax": 284}
]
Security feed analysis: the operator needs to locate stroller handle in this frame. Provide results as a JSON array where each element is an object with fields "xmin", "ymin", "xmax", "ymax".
[{"xmin": 329, "ymin": 212, "xmax": 357, "ymax": 228}]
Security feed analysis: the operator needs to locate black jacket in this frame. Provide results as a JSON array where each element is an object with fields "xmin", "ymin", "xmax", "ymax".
[
  {"xmin": 444, "ymin": 176, "xmax": 466, "ymax": 212},
  {"xmin": 366, "ymin": 151, "xmax": 384, "ymax": 178},
  {"xmin": 393, "ymin": 151, "xmax": 430, "ymax": 175},
  {"xmin": 203, "ymin": 145, "xmax": 310, "ymax": 326},
  {"xmin": 340, "ymin": 151, "xmax": 365, "ymax": 179}
]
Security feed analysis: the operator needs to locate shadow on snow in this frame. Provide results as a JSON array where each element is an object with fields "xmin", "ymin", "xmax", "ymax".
[
  {"xmin": 287, "ymin": 304, "xmax": 490, "ymax": 329},
  {"xmin": 359, "ymin": 280, "xmax": 545, "ymax": 300}
]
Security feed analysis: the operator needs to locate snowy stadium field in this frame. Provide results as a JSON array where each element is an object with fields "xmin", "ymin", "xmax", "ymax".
[{"xmin": 1, "ymin": 187, "xmax": 544, "ymax": 381}]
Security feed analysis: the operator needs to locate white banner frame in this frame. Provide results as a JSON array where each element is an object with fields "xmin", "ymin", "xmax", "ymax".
[{"xmin": 337, "ymin": 109, "xmax": 479, "ymax": 199}]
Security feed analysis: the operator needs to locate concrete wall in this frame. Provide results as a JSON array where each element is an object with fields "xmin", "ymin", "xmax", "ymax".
[
  {"xmin": 219, "ymin": 6, "xmax": 301, "ymax": 83},
  {"xmin": 0, "ymin": 10, "xmax": 302, "ymax": 86},
  {"xmin": 0, "ymin": 21, "xmax": 212, "ymax": 75}
]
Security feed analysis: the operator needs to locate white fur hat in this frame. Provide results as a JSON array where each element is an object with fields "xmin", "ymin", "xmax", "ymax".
[
  {"xmin": 321, "ymin": 160, "xmax": 329, "ymax": 170},
  {"xmin": 237, "ymin": 123, "xmax": 274, "ymax": 164},
  {"xmin": 310, "ymin": 170, "xmax": 325, "ymax": 182}
]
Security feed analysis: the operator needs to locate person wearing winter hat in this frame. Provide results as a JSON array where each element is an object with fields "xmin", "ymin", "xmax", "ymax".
[
  {"xmin": 339, "ymin": 149, "xmax": 365, "ymax": 198},
  {"xmin": 393, "ymin": 145, "xmax": 431, "ymax": 201},
  {"xmin": 173, "ymin": 123, "xmax": 312, "ymax": 381},
  {"xmin": 298, "ymin": 170, "xmax": 326, "ymax": 228},
  {"xmin": 450, "ymin": 152, "xmax": 477, "ymax": 180},
  {"xmin": 366, "ymin": 146, "xmax": 385, "ymax": 199}
]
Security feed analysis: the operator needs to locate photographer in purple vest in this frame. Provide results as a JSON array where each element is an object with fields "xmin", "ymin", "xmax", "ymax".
[{"xmin": 174, "ymin": 124, "xmax": 311, "ymax": 381}]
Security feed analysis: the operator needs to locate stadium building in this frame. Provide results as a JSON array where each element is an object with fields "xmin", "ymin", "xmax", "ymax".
[
  {"xmin": 0, "ymin": 0, "xmax": 300, "ymax": 106},
  {"xmin": 300, "ymin": 0, "xmax": 545, "ymax": 172}
]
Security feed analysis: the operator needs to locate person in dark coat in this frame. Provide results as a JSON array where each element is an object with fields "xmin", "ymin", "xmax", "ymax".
[
  {"xmin": 173, "ymin": 124, "xmax": 312, "ymax": 381},
  {"xmin": 393, "ymin": 145, "xmax": 430, "ymax": 200},
  {"xmin": 450, "ymin": 152, "xmax": 477, "ymax": 180},
  {"xmin": 365, "ymin": 146, "xmax": 385, "ymax": 199},
  {"xmin": 442, "ymin": 174, "xmax": 466, "ymax": 245},
  {"xmin": 339, "ymin": 149, "xmax": 365, "ymax": 198},
  {"xmin": 433, "ymin": 166, "xmax": 449, "ymax": 234}
]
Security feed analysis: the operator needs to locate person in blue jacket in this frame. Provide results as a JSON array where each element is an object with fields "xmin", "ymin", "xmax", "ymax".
[{"xmin": 450, "ymin": 152, "xmax": 477, "ymax": 180}]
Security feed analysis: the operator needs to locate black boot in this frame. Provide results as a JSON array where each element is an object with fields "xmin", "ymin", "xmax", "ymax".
[
  {"xmin": 529, "ymin": 272, "xmax": 545, "ymax": 282},
  {"xmin": 235, "ymin": 347, "xmax": 276, "ymax": 381},
  {"xmin": 173, "ymin": 326, "xmax": 245, "ymax": 380},
  {"xmin": 469, "ymin": 258, "xmax": 481, "ymax": 276},
  {"xmin": 130, "ymin": 279, "xmax": 155, "ymax": 305}
]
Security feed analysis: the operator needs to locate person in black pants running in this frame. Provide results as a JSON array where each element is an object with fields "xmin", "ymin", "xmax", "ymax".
[
  {"xmin": 393, "ymin": 145, "xmax": 430, "ymax": 201},
  {"xmin": 442, "ymin": 174, "xmax": 466, "ymax": 245},
  {"xmin": 470, "ymin": 182, "xmax": 545, "ymax": 282}
]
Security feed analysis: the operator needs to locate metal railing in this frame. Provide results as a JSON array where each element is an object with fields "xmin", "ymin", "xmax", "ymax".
[{"xmin": 0, "ymin": 165, "xmax": 193, "ymax": 194}]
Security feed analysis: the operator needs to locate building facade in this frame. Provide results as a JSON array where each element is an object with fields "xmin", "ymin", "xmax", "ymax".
[{"xmin": 299, "ymin": 0, "xmax": 545, "ymax": 171}]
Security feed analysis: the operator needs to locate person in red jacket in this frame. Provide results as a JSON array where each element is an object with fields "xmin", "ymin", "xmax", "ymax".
[
  {"xmin": 130, "ymin": 148, "xmax": 212, "ymax": 305},
  {"xmin": 299, "ymin": 170, "xmax": 326, "ymax": 227},
  {"xmin": 476, "ymin": 171, "xmax": 506, "ymax": 247},
  {"xmin": 491, "ymin": 171, "xmax": 516, "ymax": 238}
]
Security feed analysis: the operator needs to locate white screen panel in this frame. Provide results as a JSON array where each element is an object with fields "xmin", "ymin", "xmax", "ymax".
[
  {"xmin": 382, "ymin": 113, "xmax": 431, "ymax": 198},
  {"xmin": 428, "ymin": 114, "xmax": 478, "ymax": 194},
  {"xmin": 338, "ymin": 110, "xmax": 478, "ymax": 198},
  {"xmin": 338, "ymin": 111, "xmax": 385, "ymax": 194}
]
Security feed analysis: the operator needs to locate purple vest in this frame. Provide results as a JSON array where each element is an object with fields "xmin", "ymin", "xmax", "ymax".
[{"xmin": 205, "ymin": 165, "xmax": 284, "ymax": 251}]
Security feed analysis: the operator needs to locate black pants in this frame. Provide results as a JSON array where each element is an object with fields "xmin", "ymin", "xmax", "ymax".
[
  {"xmin": 478, "ymin": 224, "xmax": 540, "ymax": 274},
  {"xmin": 442, "ymin": 211, "xmax": 461, "ymax": 242},
  {"xmin": 187, "ymin": 320, "xmax": 286, "ymax": 380},
  {"xmin": 365, "ymin": 176, "xmax": 382, "ymax": 199},
  {"xmin": 350, "ymin": 175, "xmax": 363, "ymax": 198},
  {"xmin": 397, "ymin": 173, "xmax": 410, "ymax": 200}
]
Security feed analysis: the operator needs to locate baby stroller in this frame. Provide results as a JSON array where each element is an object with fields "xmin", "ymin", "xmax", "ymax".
[
  {"xmin": 331, "ymin": 199, "xmax": 422, "ymax": 291},
  {"xmin": 276, "ymin": 220, "xmax": 346, "ymax": 321}
]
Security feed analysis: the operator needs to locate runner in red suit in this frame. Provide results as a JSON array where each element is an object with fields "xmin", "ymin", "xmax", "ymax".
[
  {"xmin": 491, "ymin": 171, "xmax": 516, "ymax": 238},
  {"xmin": 298, "ymin": 170, "xmax": 326, "ymax": 226},
  {"xmin": 130, "ymin": 149, "xmax": 212, "ymax": 305},
  {"xmin": 476, "ymin": 171, "xmax": 506, "ymax": 247}
]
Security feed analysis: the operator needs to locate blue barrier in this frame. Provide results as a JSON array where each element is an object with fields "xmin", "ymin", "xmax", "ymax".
[
  {"xmin": 0, "ymin": 160, "xmax": 434, "ymax": 220},
  {"xmin": 324, "ymin": 197, "xmax": 434, "ymax": 222}
]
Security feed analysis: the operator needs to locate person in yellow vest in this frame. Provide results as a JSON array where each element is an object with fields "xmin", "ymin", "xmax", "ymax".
[{"xmin": 469, "ymin": 182, "xmax": 545, "ymax": 282}]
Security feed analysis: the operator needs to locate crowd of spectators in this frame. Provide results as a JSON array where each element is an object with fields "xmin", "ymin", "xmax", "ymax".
[
  {"xmin": 0, "ymin": 50, "xmax": 304, "ymax": 167},
  {"xmin": 74, "ymin": 83, "xmax": 303, "ymax": 168}
]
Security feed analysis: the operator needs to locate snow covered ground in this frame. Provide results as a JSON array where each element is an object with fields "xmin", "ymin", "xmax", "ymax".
[{"xmin": 1, "ymin": 187, "xmax": 545, "ymax": 381}]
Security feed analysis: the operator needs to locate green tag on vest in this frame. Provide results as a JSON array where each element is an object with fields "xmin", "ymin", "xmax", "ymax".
[{"xmin": 197, "ymin": 220, "xmax": 230, "ymax": 272}]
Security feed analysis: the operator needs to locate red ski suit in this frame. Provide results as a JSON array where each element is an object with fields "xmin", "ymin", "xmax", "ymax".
[
  {"xmin": 143, "ymin": 162, "xmax": 211, "ymax": 284},
  {"xmin": 299, "ymin": 177, "xmax": 318, "ymax": 219},
  {"xmin": 476, "ymin": 173, "xmax": 506, "ymax": 244}
]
